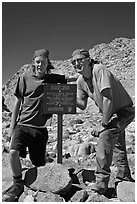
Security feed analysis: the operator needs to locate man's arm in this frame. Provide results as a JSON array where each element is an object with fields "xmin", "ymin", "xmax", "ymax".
[
  {"xmin": 76, "ymin": 97, "xmax": 88, "ymax": 110},
  {"xmin": 76, "ymin": 76, "xmax": 88, "ymax": 110},
  {"xmin": 65, "ymin": 73, "xmax": 80, "ymax": 82},
  {"xmin": 9, "ymin": 97, "xmax": 22, "ymax": 137},
  {"xmin": 101, "ymin": 88, "xmax": 113, "ymax": 125},
  {"xmin": 91, "ymin": 88, "xmax": 113, "ymax": 137}
]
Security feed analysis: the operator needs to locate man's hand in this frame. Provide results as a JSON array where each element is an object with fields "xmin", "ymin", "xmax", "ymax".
[
  {"xmin": 90, "ymin": 124, "xmax": 106, "ymax": 137},
  {"xmin": 66, "ymin": 73, "xmax": 80, "ymax": 82}
]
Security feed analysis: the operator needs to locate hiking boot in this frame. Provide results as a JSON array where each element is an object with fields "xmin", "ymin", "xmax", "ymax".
[
  {"xmin": 90, "ymin": 182, "xmax": 108, "ymax": 194},
  {"xmin": 2, "ymin": 180, "xmax": 24, "ymax": 202}
]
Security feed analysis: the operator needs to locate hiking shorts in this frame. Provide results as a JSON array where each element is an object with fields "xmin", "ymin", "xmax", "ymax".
[{"xmin": 10, "ymin": 125, "xmax": 48, "ymax": 166}]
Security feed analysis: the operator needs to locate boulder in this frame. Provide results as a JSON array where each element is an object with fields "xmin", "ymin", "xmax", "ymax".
[
  {"xmin": 33, "ymin": 191, "xmax": 64, "ymax": 202},
  {"xmin": 78, "ymin": 142, "xmax": 96, "ymax": 157},
  {"xmin": 20, "ymin": 190, "xmax": 64, "ymax": 202},
  {"xmin": 70, "ymin": 189, "xmax": 88, "ymax": 202},
  {"xmin": 24, "ymin": 163, "xmax": 72, "ymax": 195},
  {"xmin": 86, "ymin": 191, "xmax": 110, "ymax": 202},
  {"xmin": 117, "ymin": 181, "xmax": 135, "ymax": 202}
]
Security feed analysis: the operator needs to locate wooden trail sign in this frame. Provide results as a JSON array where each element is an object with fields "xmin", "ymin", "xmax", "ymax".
[
  {"xmin": 43, "ymin": 84, "xmax": 77, "ymax": 163},
  {"xmin": 43, "ymin": 83, "xmax": 77, "ymax": 114}
]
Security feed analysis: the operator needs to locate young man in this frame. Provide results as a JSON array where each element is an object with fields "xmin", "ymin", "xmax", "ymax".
[
  {"xmin": 2, "ymin": 49, "xmax": 72, "ymax": 201},
  {"xmin": 71, "ymin": 49, "xmax": 135, "ymax": 194}
]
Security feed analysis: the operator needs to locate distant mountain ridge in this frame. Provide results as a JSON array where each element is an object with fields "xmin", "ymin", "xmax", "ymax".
[{"xmin": 2, "ymin": 37, "xmax": 135, "ymax": 112}]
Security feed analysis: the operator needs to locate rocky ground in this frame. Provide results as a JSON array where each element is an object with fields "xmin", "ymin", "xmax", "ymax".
[{"xmin": 2, "ymin": 37, "xmax": 135, "ymax": 202}]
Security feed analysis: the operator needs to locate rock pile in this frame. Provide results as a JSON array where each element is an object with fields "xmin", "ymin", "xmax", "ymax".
[
  {"xmin": 89, "ymin": 37, "xmax": 135, "ymax": 91},
  {"xmin": 2, "ymin": 37, "xmax": 135, "ymax": 202}
]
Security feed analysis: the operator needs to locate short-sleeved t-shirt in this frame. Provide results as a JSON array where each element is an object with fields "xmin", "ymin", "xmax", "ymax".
[
  {"xmin": 77, "ymin": 63, "xmax": 133, "ymax": 115},
  {"xmin": 14, "ymin": 73, "xmax": 67, "ymax": 128}
]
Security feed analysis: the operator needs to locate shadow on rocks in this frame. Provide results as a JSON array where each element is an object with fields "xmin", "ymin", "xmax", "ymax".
[
  {"xmin": 103, "ymin": 187, "xmax": 117, "ymax": 199},
  {"xmin": 62, "ymin": 185, "xmax": 83, "ymax": 201},
  {"xmin": 61, "ymin": 168, "xmax": 82, "ymax": 201},
  {"xmin": 82, "ymin": 169, "xmax": 96, "ymax": 183},
  {"xmin": 24, "ymin": 167, "xmax": 37, "ymax": 186}
]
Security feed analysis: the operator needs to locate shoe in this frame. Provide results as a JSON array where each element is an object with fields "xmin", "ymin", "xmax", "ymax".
[
  {"xmin": 90, "ymin": 182, "xmax": 108, "ymax": 194},
  {"xmin": 2, "ymin": 180, "xmax": 24, "ymax": 202}
]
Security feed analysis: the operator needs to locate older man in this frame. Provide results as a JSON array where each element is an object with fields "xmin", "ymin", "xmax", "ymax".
[{"xmin": 71, "ymin": 49, "xmax": 135, "ymax": 194}]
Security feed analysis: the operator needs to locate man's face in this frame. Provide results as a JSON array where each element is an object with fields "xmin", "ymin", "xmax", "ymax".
[
  {"xmin": 72, "ymin": 55, "xmax": 92, "ymax": 78},
  {"xmin": 71, "ymin": 55, "xmax": 85, "ymax": 73},
  {"xmin": 34, "ymin": 56, "xmax": 48, "ymax": 78}
]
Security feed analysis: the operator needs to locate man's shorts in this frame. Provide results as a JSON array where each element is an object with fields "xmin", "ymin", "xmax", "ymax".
[{"xmin": 10, "ymin": 125, "xmax": 48, "ymax": 167}]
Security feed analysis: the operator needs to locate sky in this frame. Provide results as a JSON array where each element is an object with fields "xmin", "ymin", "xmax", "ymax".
[{"xmin": 2, "ymin": 1, "xmax": 135, "ymax": 84}]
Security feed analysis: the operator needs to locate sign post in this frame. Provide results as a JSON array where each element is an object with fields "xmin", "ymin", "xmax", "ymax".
[
  {"xmin": 57, "ymin": 114, "xmax": 63, "ymax": 163},
  {"xmin": 43, "ymin": 84, "xmax": 77, "ymax": 164}
]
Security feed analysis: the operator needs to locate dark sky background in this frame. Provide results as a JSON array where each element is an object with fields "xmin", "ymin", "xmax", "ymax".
[{"xmin": 2, "ymin": 2, "xmax": 135, "ymax": 84}]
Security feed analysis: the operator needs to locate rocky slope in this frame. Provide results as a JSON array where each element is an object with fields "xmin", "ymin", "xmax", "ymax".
[{"xmin": 2, "ymin": 37, "xmax": 135, "ymax": 202}]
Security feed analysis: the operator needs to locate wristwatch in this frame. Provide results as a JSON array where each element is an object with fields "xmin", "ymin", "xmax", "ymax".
[{"xmin": 101, "ymin": 123, "xmax": 108, "ymax": 128}]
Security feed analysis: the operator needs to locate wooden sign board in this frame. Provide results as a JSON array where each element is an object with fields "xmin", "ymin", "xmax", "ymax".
[{"xmin": 43, "ymin": 83, "xmax": 77, "ymax": 114}]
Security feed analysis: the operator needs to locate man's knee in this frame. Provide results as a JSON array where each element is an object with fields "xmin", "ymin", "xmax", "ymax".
[
  {"xmin": 99, "ymin": 129, "xmax": 118, "ymax": 151},
  {"xmin": 99, "ymin": 128, "xmax": 119, "ymax": 141},
  {"xmin": 99, "ymin": 129, "xmax": 112, "ymax": 140}
]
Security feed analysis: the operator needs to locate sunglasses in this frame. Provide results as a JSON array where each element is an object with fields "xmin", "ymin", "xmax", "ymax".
[{"xmin": 71, "ymin": 58, "xmax": 84, "ymax": 66}]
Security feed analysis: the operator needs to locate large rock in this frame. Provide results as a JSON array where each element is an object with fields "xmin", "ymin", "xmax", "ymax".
[
  {"xmin": 20, "ymin": 190, "xmax": 64, "ymax": 202},
  {"xmin": 70, "ymin": 189, "xmax": 88, "ymax": 202},
  {"xmin": 86, "ymin": 191, "xmax": 110, "ymax": 202},
  {"xmin": 36, "ymin": 191, "xmax": 64, "ymax": 202},
  {"xmin": 24, "ymin": 163, "xmax": 72, "ymax": 195},
  {"xmin": 77, "ymin": 142, "xmax": 95, "ymax": 157},
  {"xmin": 117, "ymin": 181, "xmax": 135, "ymax": 202}
]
